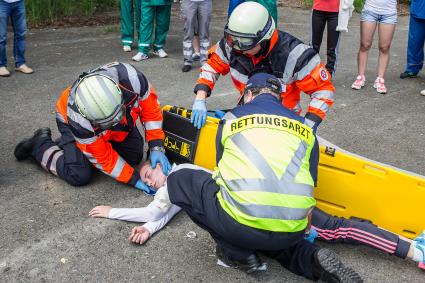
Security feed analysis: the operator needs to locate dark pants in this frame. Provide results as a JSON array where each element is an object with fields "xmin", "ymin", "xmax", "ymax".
[
  {"xmin": 31, "ymin": 122, "xmax": 144, "ymax": 186},
  {"xmin": 311, "ymin": 207, "xmax": 410, "ymax": 259},
  {"xmin": 168, "ymin": 168, "xmax": 320, "ymax": 280},
  {"xmin": 311, "ymin": 9, "xmax": 340, "ymax": 75}
]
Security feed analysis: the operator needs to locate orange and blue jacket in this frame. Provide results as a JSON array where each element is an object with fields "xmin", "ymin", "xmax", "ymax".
[
  {"xmin": 194, "ymin": 30, "xmax": 335, "ymax": 125},
  {"xmin": 55, "ymin": 62, "xmax": 164, "ymax": 186}
]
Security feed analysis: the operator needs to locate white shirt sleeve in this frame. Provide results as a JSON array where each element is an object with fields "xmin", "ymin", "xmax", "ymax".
[
  {"xmin": 108, "ymin": 186, "xmax": 172, "ymax": 222},
  {"xmin": 142, "ymin": 204, "xmax": 182, "ymax": 235}
]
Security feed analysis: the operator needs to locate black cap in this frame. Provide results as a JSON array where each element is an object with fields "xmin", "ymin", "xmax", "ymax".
[{"xmin": 245, "ymin": 73, "xmax": 282, "ymax": 94}]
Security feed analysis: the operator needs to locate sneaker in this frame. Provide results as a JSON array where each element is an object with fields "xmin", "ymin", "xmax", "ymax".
[
  {"xmin": 420, "ymin": 89, "xmax": 425, "ymax": 96},
  {"xmin": 132, "ymin": 52, "xmax": 148, "ymax": 61},
  {"xmin": 313, "ymin": 248, "xmax": 363, "ymax": 283},
  {"xmin": 152, "ymin": 49, "xmax": 168, "ymax": 58},
  {"xmin": 0, "ymin": 66, "xmax": 11, "ymax": 77},
  {"xmin": 14, "ymin": 128, "xmax": 52, "ymax": 161},
  {"xmin": 351, "ymin": 75, "xmax": 365, "ymax": 90},
  {"xmin": 373, "ymin": 77, "xmax": 387, "ymax": 94},
  {"xmin": 192, "ymin": 52, "xmax": 200, "ymax": 61},
  {"xmin": 15, "ymin": 64, "xmax": 34, "ymax": 74},
  {"xmin": 123, "ymin": 45, "xmax": 132, "ymax": 52},
  {"xmin": 215, "ymin": 245, "xmax": 267, "ymax": 275},
  {"xmin": 399, "ymin": 71, "xmax": 418, "ymax": 79},
  {"xmin": 182, "ymin": 65, "xmax": 192, "ymax": 72}
]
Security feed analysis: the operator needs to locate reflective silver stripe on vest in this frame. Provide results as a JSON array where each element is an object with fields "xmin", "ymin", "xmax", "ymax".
[
  {"xmin": 144, "ymin": 121, "xmax": 163, "ymax": 130},
  {"xmin": 220, "ymin": 187, "xmax": 310, "ymax": 220},
  {"xmin": 282, "ymin": 43, "xmax": 311, "ymax": 83},
  {"xmin": 223, "ymin": 133, "xmax": 313, "ymax": 197}
]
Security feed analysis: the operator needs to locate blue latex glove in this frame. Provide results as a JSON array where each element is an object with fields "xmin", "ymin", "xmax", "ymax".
[
  {"xmin": 304, "ymin": 228, "xmax": 318, "ymax": 243},
  {"xmin": 191, "ymin": 99, "xmax": 207, "ymax": 129},
  {"xmin": 135, "ymin": 179, "xmax": 156, "ymax": 195},
  {"xmin": 150, "ymin": 150, "xmax": 172, "ymax": 175}
]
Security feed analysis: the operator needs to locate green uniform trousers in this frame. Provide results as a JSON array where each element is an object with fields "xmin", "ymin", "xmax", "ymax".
[
  {"xmin": 138, "ymin": 3, "xmax": 172, "ymax": 54},
  {"xmin": 120, "ymin": 0, "xmax": 141, "ymax": 46}
]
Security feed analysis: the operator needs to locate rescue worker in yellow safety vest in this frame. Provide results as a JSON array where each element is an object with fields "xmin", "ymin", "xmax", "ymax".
[{"xmin": 166, "ymin": 73, "xmax": 362, "ymax": 282}]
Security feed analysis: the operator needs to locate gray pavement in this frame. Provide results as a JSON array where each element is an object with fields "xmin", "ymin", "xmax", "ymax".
[{"xmin": 1, "ymin": 2, "xmax": 425, "ymax": 282}]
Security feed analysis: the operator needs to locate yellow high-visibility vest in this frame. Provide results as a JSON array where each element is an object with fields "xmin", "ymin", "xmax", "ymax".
[{"xmin": 213, "ymin": 113, "xmax": 317, "ymax": 232}]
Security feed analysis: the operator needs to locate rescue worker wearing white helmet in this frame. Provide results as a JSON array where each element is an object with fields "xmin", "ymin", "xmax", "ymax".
[
  {"xmin": 14, "ymin": 62, "xmax": 171, "ymax": 194},
  {"xmin": 191, "ymin": 1, "xmax": 335, "ymax": 130}
]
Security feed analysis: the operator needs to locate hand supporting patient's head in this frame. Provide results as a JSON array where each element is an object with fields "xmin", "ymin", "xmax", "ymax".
[{"xmin": 139, "ymin": 161, "xmax": 167, "ymax": 190}]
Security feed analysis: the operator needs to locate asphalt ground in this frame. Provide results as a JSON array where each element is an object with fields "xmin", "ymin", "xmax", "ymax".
[{"xmin": 1, "ymin": 2, "xmax": 425, "ymax": 282}]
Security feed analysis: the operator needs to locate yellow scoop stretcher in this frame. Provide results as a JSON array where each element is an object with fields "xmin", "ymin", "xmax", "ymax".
[{"xmin": 162, "ymin": 105, "xmax": 425, "ymax": 239}]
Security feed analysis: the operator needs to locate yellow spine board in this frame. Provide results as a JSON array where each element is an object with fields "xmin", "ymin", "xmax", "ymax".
[{"xmin": 162, "ymin": 106, "xmax": 425, "ymax": 239}]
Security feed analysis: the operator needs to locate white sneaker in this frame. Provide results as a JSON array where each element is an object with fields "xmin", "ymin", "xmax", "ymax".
[
  {"xmin": 351, "ymin": 75, "xmax": 365, "ymax": 90},
  {"xmin": 153, "ymin": 49, "xmax": 168, "ymax": 58},
  {"xmin": 132, "ymin": 52, "xmax": 148, "ymax": 61},
  {"xmin": 420, "ymin": 89, "xmax": 425, "ymax": 96},
  {"xmin": 123, "ymin": 45, "xmax": 131, "ymax": 52},
  {"xmin": 373, "ymin": 77, "xmax": 387, "ymax": 94}
]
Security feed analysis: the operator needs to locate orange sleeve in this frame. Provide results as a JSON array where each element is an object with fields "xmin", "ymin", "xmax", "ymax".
[
  {"xmin": 195, "ymin": 43, "xmax": 230, "ymax": 95},
  {"xmin": 295, "ymin": 63, "xmax": 335, "ymax": 121},
  {"xmin": 76, "ymin": 137, "xmax": 137, "ymax": 185},
  {"xmin": 138, "ymin": 83, "xmax": 164, "ymax": 147}
]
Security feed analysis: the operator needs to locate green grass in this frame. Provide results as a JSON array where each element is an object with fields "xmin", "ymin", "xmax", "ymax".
[
  {"xmin": 26, "ymin": 0, "xmax": 119, "ymax": 23},
  {"xmin": 302, "ymin": 0, "xmax": 366, "ymax": 12}
]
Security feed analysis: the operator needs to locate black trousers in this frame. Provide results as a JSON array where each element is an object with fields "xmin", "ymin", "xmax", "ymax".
[
  {"xmin": 167, "ymin": 168, "xmax": 321, "ymax": 280},
  {"xmin": 311, "ymin": 207, "xmax": 411, "ymax": 259},
  {"xmin": 31, "ymin": 122, "xmax": 144, "ymax": 186},
  {"xmin": 311, "ymin": 9, "xmax": 340, "ymax": 75}
]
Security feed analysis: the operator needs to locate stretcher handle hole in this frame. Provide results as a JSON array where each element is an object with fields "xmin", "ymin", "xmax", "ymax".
[{"xmin": 402, "ymin": 229, "xmax": 417, "ymax": 237}]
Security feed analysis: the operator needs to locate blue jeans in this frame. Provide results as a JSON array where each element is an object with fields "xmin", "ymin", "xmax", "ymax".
[
  {"xmin": 0, "ymin": 0, "xmax": 27, "ymax": 68},
  {"xmin": 405, "ymin": 16, "xmax": 425, "ymax": 74}
]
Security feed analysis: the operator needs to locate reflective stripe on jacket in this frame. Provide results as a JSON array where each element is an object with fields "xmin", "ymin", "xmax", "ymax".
[
  {"xmin": 213, "ymin": 94, "xmax": 318, "ymax": 232},
  {"xmin": 194, "ymin": 30, "xmax": 335, "ymax": 123},
  {"xmin": 55, "ymin": 62, "xmax": 164, "ymax": 185}
]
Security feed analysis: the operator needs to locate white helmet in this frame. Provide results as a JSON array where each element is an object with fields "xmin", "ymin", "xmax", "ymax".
[
  {"xmin": 225, "ymin": 1, "xmax": 275, "ymax": 51},
  {"xmin": 75, "ymin": 74, "xmax": 125, "ymax": 129}
]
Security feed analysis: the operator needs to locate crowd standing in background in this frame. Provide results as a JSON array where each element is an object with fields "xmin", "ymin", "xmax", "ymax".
[
  {"xmin": 0, "ymin": 0, "xmax": 33, "ymax": 77},
  {"xmin": 132, "ymin": 0, "xmax": 172, "ymax": 61},
  {"xmin": 351, "ymin": 0, "xmax": 397, "ymax": 94},
  {"xmin": 180, "ymin": 0, "xmax": 212, "ymax": 72},
  {"xmin": 120, "ymin": 0, "xmax": 141, "ymax": 52}
]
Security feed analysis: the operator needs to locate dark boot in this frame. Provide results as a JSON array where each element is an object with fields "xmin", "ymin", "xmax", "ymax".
[
  {"xmin": 215, "ymin": 245, "xmax": 267, "ymax": 275},
  {"xmin": 14, "ymin": 127, "xmax": 52, "ymax": 161},
  {"xmin": 313, "ymin": 248, "xmax": 363, "ymax": 283}
]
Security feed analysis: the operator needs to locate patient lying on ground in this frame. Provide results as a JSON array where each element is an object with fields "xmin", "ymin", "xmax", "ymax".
[{"xmin": 89, "ymin": 161, "xmax": 183, "ymax": 244}]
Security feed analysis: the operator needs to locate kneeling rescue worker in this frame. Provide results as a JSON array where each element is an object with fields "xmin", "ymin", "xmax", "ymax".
[
  {"xmin": 14, "ymin": 62, "xmax": 171, "ymax": 193},
  {"xmin": 190, "ymin": 1, "xmax": 335, "ymax": 130},
  {"xmin": 167, "ymin": 73, "xmax": 362, "ymax": 282}
]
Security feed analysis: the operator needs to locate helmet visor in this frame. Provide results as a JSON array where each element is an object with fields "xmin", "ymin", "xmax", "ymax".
[{"xmin": 94, "ymin": 104, "xmax": 126, "ymax": 130}]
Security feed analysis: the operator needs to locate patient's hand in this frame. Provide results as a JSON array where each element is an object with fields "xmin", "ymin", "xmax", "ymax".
[
  {"xmin": 128, "ymin": 226, "xmax": 151, "ymax": 245},
  {"xmin": 89, "ymin": 205, "xmax": 112, "ymax": 218}
]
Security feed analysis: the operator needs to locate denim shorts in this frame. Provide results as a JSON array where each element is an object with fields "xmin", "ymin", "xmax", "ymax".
[{"xmin": 360, "ymin": 9, "xmax": 397, "ymax": 25}]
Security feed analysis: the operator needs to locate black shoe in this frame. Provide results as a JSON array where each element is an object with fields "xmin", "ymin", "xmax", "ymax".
[
  {"xmin": 400, "ymin": 71, "xmax": 418, "ymax": 79},
  {"xmin": 182, "ymin": 65, "xmax": 192, "ymax": 72},
  {"xmin": 215, "ymin": 246, "xmax": 267, "ymax": 275},
  {"xmin": 14, "ymin": 127, "xmax": 51, "ymax": 161},
  {"xmin": 313, "ymin": 248, "xmax": 363, "ymax": 283}
]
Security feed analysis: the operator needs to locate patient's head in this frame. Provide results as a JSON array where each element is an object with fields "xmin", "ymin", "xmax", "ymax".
[{"xmin": 139, "ymin": 161, "xmax": 167, "ymax": 189}]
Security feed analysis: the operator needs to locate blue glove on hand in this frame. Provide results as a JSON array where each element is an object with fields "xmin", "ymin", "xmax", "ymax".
[
  {"xmin": 304, "ymin": 228, "xmax": 318, "ymax": 243},
  {"xmin": 150, "ymin": 149, "xmax": 172, "ymax": 175},
  {"xmin": 191, "ymin": 99, "xmax": 207, "ymax": 129},
  {"xmin": 135, "ymin": 179, "xmax": 156, "ymax": 195}
]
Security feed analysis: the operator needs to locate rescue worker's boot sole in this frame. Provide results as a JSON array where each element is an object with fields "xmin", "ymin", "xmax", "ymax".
[
  {"xmin": 215, "ymin": 246, "xmax": 267, "ymax": 275},
  {"xmin": 14, "ymin": 127, "xmax": 52, "ymax": 161},
  {"xmin": 314, "ymin": 248, "xmax": 363, "ymax": 283}
]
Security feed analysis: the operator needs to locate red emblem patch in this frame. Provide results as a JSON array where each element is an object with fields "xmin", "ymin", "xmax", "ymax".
[{"xmin": 319, "ymin": 68, "xmax": 329, "ymax": 81}]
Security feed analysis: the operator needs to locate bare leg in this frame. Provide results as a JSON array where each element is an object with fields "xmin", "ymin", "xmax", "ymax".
[
  {"xmin": 377, "ymin": 23, "xmax": 396, "ymax": 79},
  {"xmin": 357, "ymin": 21, "xmax": 377, "ymax": 77},
  {"xmin": 192, "ymin": 35, "xmax": 200, "ymax": 53}
]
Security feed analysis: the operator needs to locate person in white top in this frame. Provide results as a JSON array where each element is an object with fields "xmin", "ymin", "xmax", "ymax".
[{"xmin": 351, "ymin": 0, "xmax": 397, "ymax": 94}]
